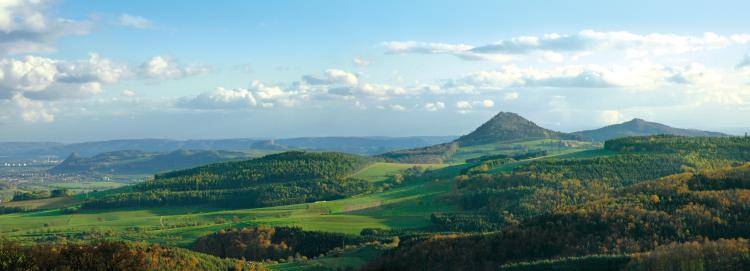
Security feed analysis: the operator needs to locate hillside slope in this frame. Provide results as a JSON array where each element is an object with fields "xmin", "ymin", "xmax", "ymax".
[
  {"xmin": 366, "ymin": 160, "xmax": 750, "ymax": 271},
  {"xmin": 48, "ymin": 149, "xmax": 260, "ymax": 175},
  {"xmin": 574, "ymin": 118, "xmax": 726, "ymax": 142},
  {"xmin": 381, "ymin": 112, "xmax": 588, "ymax": 163},
  {"xmin": 0, "ymin": 136, "xmax": 456, "ymax": 160},
  {"xmin": 456, "ymin": 112, "xmax": 586, "ymax": 146},
  {"xmin": 83, "ymin": 151, "xmax": 380, "ymax": 209}
]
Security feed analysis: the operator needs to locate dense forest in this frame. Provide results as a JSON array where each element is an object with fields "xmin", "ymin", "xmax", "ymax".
[
  {"xmin": 153, "ymin": 151, "xmax": 374, "ymax": 186},
  {"xmin": 82, "ymin": 151, "xmax": 391, "ymax": 209},
  {"xmin": 378, "ymin": 142, "xmax": 459, "ymax": 163},
  {"xmin": 7, "ymin": 133, "xmax": 750, "ymax": 270},
  {"xmin": 364, "ymin": 135, "xmax": 750, "ymax": 271},
  {"xmin": 0, "ymin": 239, "xmax": 263, "ymax": 271},
  {"xmin": 84, "ymin": 178, "xmax": 375, "ymax": 209},
  {"xmin": 193, "ymin": 226, "xmax": 388, "ymax": 261},
  {"xmin": 604, "ymin": 135, "xmax": 750, "ymax": 161}
]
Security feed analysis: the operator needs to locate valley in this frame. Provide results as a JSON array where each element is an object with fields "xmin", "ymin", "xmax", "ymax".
[{"xmin": 1, "ymin": 112, "xmax": 747, "ymax": 270}]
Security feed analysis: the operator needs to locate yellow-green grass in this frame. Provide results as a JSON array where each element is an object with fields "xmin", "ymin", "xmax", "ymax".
[
  {"xmin": 0, "ymin": 174, "xmax": 458, "ymax": 247},
  {"xmin": 350, "ymin": 162, "xmax": 446, "ymax": 182},
  {"xmin": 0, "ymin": 196, "xmax": 81, "ymax": 210}
]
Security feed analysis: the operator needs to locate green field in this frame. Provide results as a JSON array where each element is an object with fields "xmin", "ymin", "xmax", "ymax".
[
  {"xmin": 448, "ymin": 138, "xmax": 599, "ymax": 163},
  {"xmin": 0, "ymin": 143, "xmax": 590, "ymax": 240},
  {"xmin": 0, "ymin": 141, "xmax": 594, "ymax": 270},
  {"xmin": 0, "ymin": 173, "xmax": 457, "ymax": 246},
  {"xmin": 0, "ymin": 160, "xmax": 463, "ymax": 248},
  {"xmin": 350, "ymin": 162, "xmax": 446, "ymax": 182},
  {"xmin": 0, "ymin": 196, "xmax": 82, "ymax": 210}
]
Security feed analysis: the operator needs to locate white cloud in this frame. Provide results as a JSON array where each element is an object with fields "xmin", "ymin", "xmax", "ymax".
[
  {"xmin": 356, "ymin": 83, "xmax": 408, "ymax": 97},
  {"xmin": 453, "ymin": 99, "xmax": 499, "ymax": 113},
  {"xmin": 9, "ymin": 93, "xmax": 54, "ymax": 122},
  {"xmin": 352, "ymin": 57, "xmax": 370, "ymax": 67},
  {"xmin": 121, "ymin": 90, "xmax": 137, "ymax": 97},
  {"xmin": 480, "ymin": 99, "xmax": 494, "ymax": 108},
  {"xmin": 424, "ymin": 101, "xmax": 445, "ymax": 111},
  {"xmin": 303, "ymin": 69, "xmax": 359, "ymax": 86},
  {"xmin": 382, "ymin": 41, "xmax": 511, "ymax": 61},
  {"xmin": 447, "ymin": 62, "xmax": 671, "ymax": 91},
  {"xmin": 456, "ymin": 100, "xmax": 472, "ymax": 109},
  {"xmin": 57, "ymin": 53, "xmax": 129, "ymax": 84},
  {"xmin": 139, "ymin": 56, "xmax": 208, "ymax": 80},
  {"xmin": 118, "ymin": 14, "xmax": 152, "ymax": 29},
  {"xmin": 302, "ymin": 68, "xmax": 412, "ymax": 98},
  {"xmin": 353, "ymin": 100, "xmax": 367, "ymax": 110},
  {"xmin": 384, "ymin": 30, "xmax": 750, "ymax": 62},
  {"xmin": 389, "ymin": 104, "xmax": 406, "ymax": 111},
  {"xmin": 504, "ymin": 92, "xmax": 519, "ymax": 100},
  {"xmin": 731, "ymin": 34, "xmax": 750, "ymax": 44},
  {"xmin": 0, "ymin": 55, "xmax": 57, "ymax": 93},
  {"xmin": 599, "ymin": 110, "xmax": 626, "ymax": 125},
  {"xmin": 455, "ymin": 100, "xmax": 472, "ymax": 114},
  {"xmin": 0, "ymin": 54, "xmax": 127, "ymax": 100},
  {"xmin": 541, "ymin": 51, "xmax": 564, "ymax": 62},
  {"xmin": 177, "ymin": 87, "xmax": 257, "ymax": 109},
  {"xmin": 178, "ymin": 80, "xmax": 304, "ymax": 110},
  {"xmin": 0, "ymin": 0, "xmax": 90, "ymax": 55}
]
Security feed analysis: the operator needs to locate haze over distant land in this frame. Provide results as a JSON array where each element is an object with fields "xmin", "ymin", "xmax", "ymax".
[
  {"xmin": 2, "ymin": 1, "xmax": 750, "ymax": 270},
  {"xmin": 574, "ymin": 118, "xmax": 729, "ymax": 142},
  {"xmin": 0, "ymin": 1, "xmax": 748, "ymax": 141}
]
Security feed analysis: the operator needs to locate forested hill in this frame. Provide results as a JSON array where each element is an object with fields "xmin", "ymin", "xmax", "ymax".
[
  {"xmin": 455, "ymin": 112, "xmax": 586, "ymax": 146},
  {"xmin": 366, "ymin": 148, "xmax": 750, "ymax": 270},
  {"xmin": 605, "ymin": 135, "xmax": 750, "ymax": 161},
  {"xmin": 48, "ymin": 149, "xmax": 259, "ymax": 175},
  {"xmin": 83, "ymin": 151, "xmax": 379, "ymax": 209},
  {"xmin": 154, "ymin": 151, "xmax": 374, "ymax": 183},
  {"xmin": 575, "ymin": 118, "xmax": 727, "ymax": 142}
]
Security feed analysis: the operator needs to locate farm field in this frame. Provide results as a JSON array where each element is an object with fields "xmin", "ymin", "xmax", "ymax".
[
  {"xmin": 0, "ymin": 160, "xmax": 463, "ymax": 247},
  {"xmin": 448, "ymin": 138, "xmax": 599, "ymax": 163},
  {"xmin": 0, "ymin": 145, "xmax": 580, "ymax": 249},
  {"xmin": 350, "ymin": 162, "xmax": 446, "ymax": 182}
]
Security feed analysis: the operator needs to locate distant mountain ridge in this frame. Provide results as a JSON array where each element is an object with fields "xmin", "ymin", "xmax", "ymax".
[
  {"xmin": 0, "ymin": 136, "xmax": 456, "ymax": 160},
  {"xmin": 574, "ymin": 118, "xmax": 727, "ymax": 142},
  {"xmin": 48, "ymin": 149, "xmax": 260, "ymax": 175},
  {"xmin": 456, "ymin": 112, "xmax": 586, "ymax": 146}
]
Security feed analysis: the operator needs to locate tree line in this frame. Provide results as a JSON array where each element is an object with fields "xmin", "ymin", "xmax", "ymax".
[
  {"xmin": 193, "ymin": 226, "xmax": 388, "ymax": 261},
  {"xmin": 365, "ymin": 163, "xmax": 750, "ymax": 270},
  {"xmin": 0, "ymin": 239, "xmax": 264, "ymax": 271}
]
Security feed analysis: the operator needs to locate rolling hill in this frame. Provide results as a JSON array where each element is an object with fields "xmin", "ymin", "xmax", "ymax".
[
  {"xmin": 48, "ymin": 149, "xmax": 264, "ymax": 175},
  {"xmin": 0, "ymin": 136, "xmax": 455, "ymax": 160},
  {"xmin": 82, "ymin": 151, "xmax": 382, "ymax": 209},
  {"xmin": 574, "ymin": 118, "xmax": 727, "ymax": 142}
]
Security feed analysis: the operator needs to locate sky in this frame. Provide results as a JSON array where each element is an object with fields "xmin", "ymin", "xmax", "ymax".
[{"xmin": 1, "ymin": 0, "xmax": 750, "ymax": 142}]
